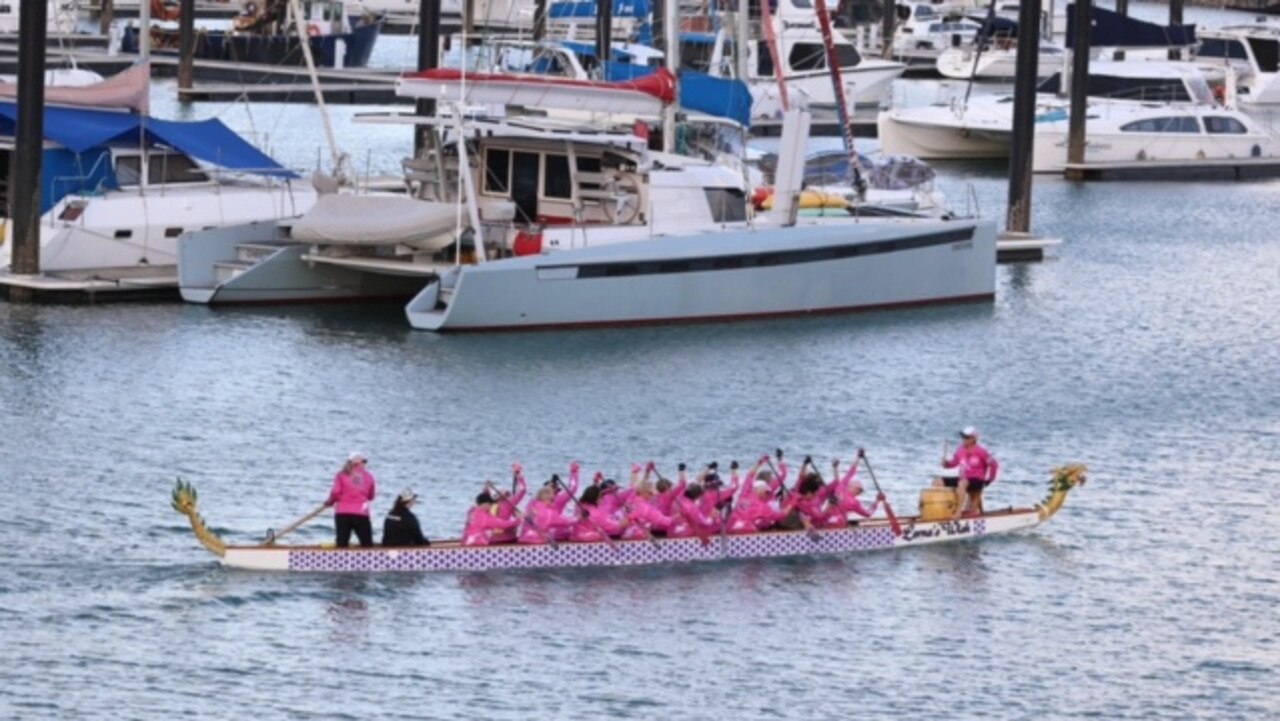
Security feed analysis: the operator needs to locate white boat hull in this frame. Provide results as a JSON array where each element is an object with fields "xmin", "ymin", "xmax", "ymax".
[
  {"xmin": 936, "ymin": 46, "xmax": 1062, "ymax": 81},
  {"xmin": 877, "ymin": 105, "xmax": 1012, "ymax": 159},
  {"xmin": 406, "ymin": 219, "xmax": 996, "ymax": 332}
]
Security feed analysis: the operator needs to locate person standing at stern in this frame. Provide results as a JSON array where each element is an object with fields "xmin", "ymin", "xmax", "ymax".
[
  {"xmin": 941, "ymin": 427, "xmax": 999, "ymax": 518},
  {"xmin": 326, "ymin": 452, "xmax": 377, "ymax": 547}
]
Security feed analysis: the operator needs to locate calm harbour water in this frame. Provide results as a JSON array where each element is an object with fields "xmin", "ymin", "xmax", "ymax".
[{"xmin": 3, "ymin": 5, "xmax": 1280, "ymax": 718}]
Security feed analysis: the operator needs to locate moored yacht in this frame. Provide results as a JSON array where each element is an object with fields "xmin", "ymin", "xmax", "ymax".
[
  {"xmin": 1195, "ymin": 23, "xmax": 1280, "ymax": 106},
  {"xmin": 878, "ymin": 61, "xmax": 1223, "ymax": 159}
]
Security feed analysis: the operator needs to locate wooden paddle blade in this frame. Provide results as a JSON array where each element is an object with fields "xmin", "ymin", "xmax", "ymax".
[{"xmin": 883, "ymin": 501, "xmax": 903, "ymax": 537}]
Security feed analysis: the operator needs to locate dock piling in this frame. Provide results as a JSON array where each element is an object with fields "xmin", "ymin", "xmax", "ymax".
[
  {"xmin": 534, "ymin": 0, "xmax": 548, "ymax": 41},
  {"xmin": 1168, "ymin": 0, "xmax": 1183, "ymax": 60},
  {"xmin": 8, "ymin": 0, "xmax": 47, "ymax": 302},
  {"xmin": 178, "ymin": 0, "xmax": 195, "ymax": 94},
  {"xmin": 414, "ymin": 0, "xmax": 441, "ymax": 156},
  {"xmin": 596, "ymin": 0, "xmax": 613, "ymax": 65},
  {"xmin": 1065, "ymin": 0, "xmax": 1092, "ymax": 179},
  {"xmin": 883, "ymin": 0, "xmax": 895, "ymax": 59},
  {"xmin": 1005, "ymin": 0, "xmax": 1042, "ymax": 234}
]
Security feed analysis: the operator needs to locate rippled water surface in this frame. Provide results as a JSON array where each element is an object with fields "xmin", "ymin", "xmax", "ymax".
[{"xmin": 5, "ymin": 5, "xmax": 1280, "ymax": 716}]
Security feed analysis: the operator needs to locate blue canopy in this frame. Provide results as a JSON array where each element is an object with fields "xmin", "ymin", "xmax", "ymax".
[
  {"xmin": 1066, "ymin": 5, "xmax": 1196, "ymax": 49},
  {"xmin": 0, "ymin": 102, "xmax": 296, "ymax": 177},
  {"xmin": 549, "ymin": 0, "xmax": 650, "ymax": 19}
]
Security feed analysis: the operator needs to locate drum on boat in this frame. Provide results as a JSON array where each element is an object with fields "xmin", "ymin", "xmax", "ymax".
[{"xmin": 919, "ymin": 488, "xmax": 958, "ymax": 521}]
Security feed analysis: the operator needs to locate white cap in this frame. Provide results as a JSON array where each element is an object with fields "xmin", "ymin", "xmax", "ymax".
[
  {"xmin": 348, "ymin": 451, "xmax": 368, "ymax": 463},
  {"xmin": 959, "ymin": 426, "xmax": 978, "ymax": 438},
  {"xmin": 398, "ymin": 487, "xmax": 418, "ymax": 504}
]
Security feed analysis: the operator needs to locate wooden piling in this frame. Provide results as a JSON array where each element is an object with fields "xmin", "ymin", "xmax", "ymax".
[
  {"xmin": 9, "ymin": 0, "xmax": 47, "ymax": 301},
  {"xmin": 534, "ymin": 0, "xmax": 548, "ymax": 41},
  {"xmin": 1005, "ymin": 0, "xmax": 1042, "ymax": 234},
  {"xmin": 596, "ymin": 0, "xmax": 613, "ymax": 65},
  {"xmin": 1168, "ymin": 0, "xmax": 1183, "ymax": 60},
  {"xmin": 1066, "ymin": 0, "xmax": 1092, "ymax": 178},
  {"xmin": 651, "ymin": 0, "xmax": 664, "ymax": 52},
  {"xmin": 178, "ymin": 0, "xmax": 195, "ymax": 94},
  {"xmin": 414, "ymin": 0, "xmax": 441, "ymax": 155},
  {"xmin": 883, "ymin": 0, "xmax": 895, "ymax": 59},
  {"xmin": 99, "ymin": 0, "xmax": 114, "ymax": 37}
]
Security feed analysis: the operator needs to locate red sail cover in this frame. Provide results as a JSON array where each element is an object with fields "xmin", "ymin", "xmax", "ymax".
[{"xmin": 402, "ymin": 66, "xmax": 677, "ymax": 106}]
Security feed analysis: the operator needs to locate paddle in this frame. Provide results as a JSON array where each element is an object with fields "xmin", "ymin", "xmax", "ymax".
[
  {"xmin": 264, "ymin": 503, "xmax": 329, "ymax": 545},
  {"xmin": 716, "ymin": 461, "xmax": 739, "ymax": 553},
  {"xmin": 858, "ymin": 450, "xmax": 903, "ymax": 537}
]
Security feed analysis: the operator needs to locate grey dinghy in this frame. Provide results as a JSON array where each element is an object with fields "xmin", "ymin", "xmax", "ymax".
[{"xmin": 172, "ymin": 467, "xmax": 1086, "ymax": 573}]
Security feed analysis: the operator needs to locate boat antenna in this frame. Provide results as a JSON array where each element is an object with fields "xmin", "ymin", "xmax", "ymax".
[{"xmin": 286, "ymin": 0, "xmax": 350, "ymax": 183}]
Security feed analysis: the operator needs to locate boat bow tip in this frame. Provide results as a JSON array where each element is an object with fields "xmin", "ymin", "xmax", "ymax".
[
  {"xmin": 172, "ymin": 478, "xmax": 227, "ymax": 558},
  {"xmin": 1035, "ymin": 464, "xmax": 1088, "ymax": 523}
]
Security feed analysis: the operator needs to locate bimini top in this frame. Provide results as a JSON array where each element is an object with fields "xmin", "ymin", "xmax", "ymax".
[{"xmin": 0, "ymin": 102, "xmax": 297, "ymax": 178}]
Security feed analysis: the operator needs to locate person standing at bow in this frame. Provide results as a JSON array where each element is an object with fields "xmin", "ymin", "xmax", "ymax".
[
  {"xmin": 942, "ymin": 426, "xmax": 999, "ymax": 518},
  {"xmin": 326, "ymin": 452, "xmax": 377, "ymax": 547}
]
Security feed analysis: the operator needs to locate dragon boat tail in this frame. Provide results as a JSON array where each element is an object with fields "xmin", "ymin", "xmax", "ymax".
[{"xmin": 172, "ymin": 466, "xmax": 1087, "ymax": 573}]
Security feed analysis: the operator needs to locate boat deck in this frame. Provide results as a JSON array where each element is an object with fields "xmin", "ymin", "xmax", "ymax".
[{"xmin": 0, "ymin": 266, "xmax": 179, "ymax": 302}]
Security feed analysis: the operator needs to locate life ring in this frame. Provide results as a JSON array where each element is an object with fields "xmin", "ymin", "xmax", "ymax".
[{"xmin": 307, "ymin": 23, "xmax": 321, "ymax": 37}]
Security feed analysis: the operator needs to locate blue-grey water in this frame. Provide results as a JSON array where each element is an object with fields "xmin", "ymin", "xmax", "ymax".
[{"xmin": 4, "ymin": 3, "xmax": 1280, "ymax": 718}]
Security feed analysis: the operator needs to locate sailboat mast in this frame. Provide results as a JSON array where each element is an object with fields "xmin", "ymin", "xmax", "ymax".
[
  {"xmin": 287, "ymin": 0, "xmax": 348, "ymax": 180},
  {"xmin": 812, "ymin": 0, "xmax": 863, "ymax": 194}
]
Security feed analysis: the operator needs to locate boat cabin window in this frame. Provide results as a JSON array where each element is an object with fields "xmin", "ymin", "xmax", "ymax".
[
  {"xmin": 681, "ymin": 39, "xmax": 717, "ymax": 73},
  {"xmin": 116, "ymin": 156, "xmax": 143, "ymax": 186},
  {"xmin": 757, "ymin": 40, "xmax": 774, "ymax": 76},
  {"xmin": 483, "ymin": 148, "xmax": 511, "ymax": 194},
  {"xmin": 1198, "ymin": 38, "xmax": 1249, "ymax": 61},
  {"xmin": 543, "ymin": 153, "xmax": 572, "ymax": 200},
  {"xmin": 1204, "ymin": 116, "xmax": 1248, "ymax": 134},
  {"xmin": 704, "ymin": 188, "xmax": 747, "ymax": 223},
  {"xmin": 1091, "ymin": 75, "xmax": 1192, "ymax": 102},
  {"xmin": 1247, "ymin": 37, "xmax": 1279, "ymax": 72},
  {"xmin": 789, "ymin": 43, "xmax": 861, "ymax": 72},
  {"xmin": 149, "ymin": 153, "xmax": 208, "ymax": 184},
  {"xmin": 914, "ymin": 5, "xmax": 936, "ymax": 20},
  {"xmin": 1120, "ymin": 116, "xmax": 1200, "ymax": 134}
]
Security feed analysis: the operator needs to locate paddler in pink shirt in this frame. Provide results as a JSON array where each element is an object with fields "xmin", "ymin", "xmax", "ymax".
[
  {"xmin": 670, "ymin": 484, "xmax": 721, "ymax": 539},
  {"xmin": 325, "ymin": 451, "xmax": 377, "ymax": 547},
  {"xmin": 827, "ymin": 455, "xmax": 884, "ymax": 522},
  {"xmin": 518, "ymin": 463, "xmax": 580, "ymax": 544},
  {"xmin": 621, "ymin": 462, "xmax": 674, "ymax": 540},
  {"xmin": 488, "ymin": 466, "xmax": 528, "ymax": 544},
  {"xmin": 941, "ymin": 426, "xmax": 999, "ymax": 518},
  {"xmin": 726, "ymin": 455, "xmax": 788, "ymax": 533},
  {"xmin": 570, "ymin": 484, "xmax": 626, "ymax": 542},
  {"xmin": 462, "ymin": 482, "xmax": 521, "ymax": 546}
]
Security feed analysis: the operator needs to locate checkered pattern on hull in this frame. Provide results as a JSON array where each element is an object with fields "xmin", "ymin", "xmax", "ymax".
[{"xmin": 284, "ymin": 517, "xmax": 993, "ymax": 573}]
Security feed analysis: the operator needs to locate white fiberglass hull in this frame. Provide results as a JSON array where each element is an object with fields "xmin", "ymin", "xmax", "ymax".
[
  {"xmin": 877, "ymin": 104, "xmax": 1013, "ymax": 159},
  {"xmin": 406, "ymin": 219, "xmax": 996, "ymax": 332},
  {"xmin": 765, "ymin": 62, "xmax": 905, "ymax": 113},
  {"xmin": 936, "ymin": 46, "xmax": 1062, "ymax": 81},
  {"xmin": 1032, "ymin": 116, "xmax": 1280, "ymax": 172},
  {"xmin": 3, "ymin": 183, "xmax": 317, "ymax": 273}
]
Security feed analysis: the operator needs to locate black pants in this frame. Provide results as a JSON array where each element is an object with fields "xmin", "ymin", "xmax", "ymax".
[{"xmin": 335, "ymin": 514, "xmax": 373, "ymax": 548}]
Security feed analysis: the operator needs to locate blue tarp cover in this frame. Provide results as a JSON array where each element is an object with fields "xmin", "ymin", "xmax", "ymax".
[
  {"xmin": 1066, "ymin": 4, "xmax": 1196, "ymax": 49},
  {"xmin": 0, "ymin": 102, "xmax": 296, "ymax": 177},
  {"xmin": 549, "ymin": 0, "xmax": 650, "ymax": 19}
]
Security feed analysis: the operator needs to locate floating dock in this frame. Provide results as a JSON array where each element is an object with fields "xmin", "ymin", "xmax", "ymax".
[{"xmin": 1063, "ymin": 158, "xmax": 1280, "ymax": 181}]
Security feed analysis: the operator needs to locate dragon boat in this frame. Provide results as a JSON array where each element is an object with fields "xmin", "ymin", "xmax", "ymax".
[{"xmin": 172, "ymin": 466, "xmax": 1086, "ymax": 573}]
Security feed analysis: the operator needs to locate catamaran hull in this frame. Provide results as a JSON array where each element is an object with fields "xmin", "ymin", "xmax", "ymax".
[
  {"xmin": 406, "ymin": 219, "xmax": 996, "ymax": 331},
  {"xmin": 218, "ymin": 511, "xmax": 1042, "ymax": 572}
]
